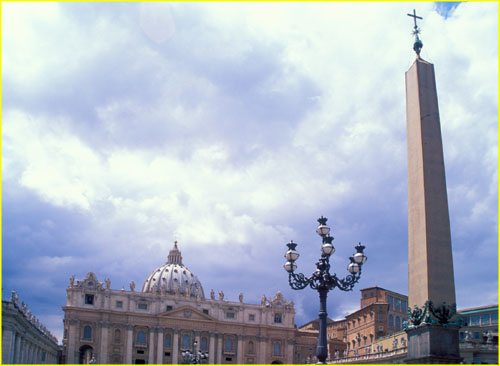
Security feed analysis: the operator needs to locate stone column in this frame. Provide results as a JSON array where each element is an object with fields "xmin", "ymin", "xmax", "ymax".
[
  {"xmin": 216, "ymin": 334, "xmax": 223, "ymax": 364},
  {"xmin": 286, "ymin": 339, "xmax": 294, "ymax": 364},
  {"xmin": 172, "ymin": 329, "xmax": 179, "ymax": 364},
  {"xmin": 148, "ymin": 328, "xmax": 156, "ymax": 364},
  {"xmin": 157, "ymin": 328, "xmax": 164, "ymax": 364},
  {"xmin": 236, "ymin": 335, "xmax": 243, "ymax": 364},
  {"xmin": 2, "ymin": 328, "xmax": 14, "ymax": 364},
  {"xmin": 125, "ymin": 325, "xmax": 134, "ymax": 364},
  {"xmin": 209, "ymin": 333, "xmax": 216, "ymax": 364},
  {"xmin": 258, "ymin": 336, "xmax": 267, "ymax": 364},
  {"xmin": 99, "ymin": 322, "xmax": 109, "ymax": 364},
  {"xmin": 195, "ymin": 331, "xmax": 201, "ymax": 352},
  {"xmin": 67, "ymin": 320, "xmax": 78, "ymax": 364}
]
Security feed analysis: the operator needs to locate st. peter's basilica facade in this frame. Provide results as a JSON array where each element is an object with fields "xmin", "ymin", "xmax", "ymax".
[{"xmin": 62, "ymin": 242, "xmax": 296, "ymax": 364}]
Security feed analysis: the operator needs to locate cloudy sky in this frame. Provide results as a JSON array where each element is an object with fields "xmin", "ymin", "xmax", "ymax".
[{"xmin": 2, "ymin": 2, "xmax": 497, "ymax": 343}]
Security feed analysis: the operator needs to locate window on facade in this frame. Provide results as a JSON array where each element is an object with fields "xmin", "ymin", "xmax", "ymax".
[
  {"xmin": 114, "ymin": 329, "xmax": 121, "ymax": 343},
  {"xmin": 225, "ymin": 338, "xmax": 233, "ymax": 352},
  {"xmin": 202, "ymin": 309, "xmax": 209, "ymax": 315},
  {"xmin": 274, "ymin": 313, "xmax": 282, "ymax": 323},
  {"xmin": 481, "ymin": 314, "xmax": 491, "ymax": 325},
  {"xmin": 395, "ymin": 316, "xmax": 401, "ymax": 329},
  {"xmin": 273, "ymin": 342, "xmax": 281, "ymax": 356},
  {"xmin": 138, "ymin": 303, "xmax": 148, "ymax": 310},
  {"xmin": 85, "ymin": 294, "xmax": 94, "ymax": 305},
  {"xmin": 182, "ymin": 334, "xmax": 191, "ymax": 348},
  {"xmin": 394, "ymin": 298, "xmax": 401, "ymax": 312},
  {"xmin": 249, "ymin": 314, "xmax": 255, "ymax": 321},
  {"xmin": 388, "ymin": 314, "xmax": 394, "ymax": 327},
  {"xmin": 41, "ymin": 352, "xmax": 46, "ymax": 361},
  {"xmin": 164, "ymin": 335, "xmax": 172, "ymax": 347},
  {"xmin": 378, "ymin": 313, "xmax": 385, "ymax": 321},
  {"xmin": 116, "ymin": 301, "xmax": 123, "ymax": 308},
  {"xmin": 248, "ymin": 341, "xmax": 254, "ymax": 354},
  {"xmin": 470, "ymin": 316, "xmax": 480, "ymax": 326},
  {"xmin": 226, "ymin": 312, "xmax": 235, "ymax": 319},
  {"xmin": 387, "ymin": 295, "xmax": 393, "ymax": 309},
  {"xmin": 201, "ymin": 337, "xmax": 208, "ymax": 351},
  {"xmin": 492, "ymin": 311, "xmax": 498, "ymax": 324},
  {"xmin": 137, "ymin": 350, "xmax": 145, "ymax": 355},
  {"xmin": 401, "ymin": 300, "xmax": 407, "ymax": 312},
  {"xmin": 166, "ymin": 305, "xmax": 173, "ymax": 311},
  {"xmin": 137, "ymin": 331, "xmax": 146, "ymax": 344},
  {"xmin": 83, "ymin": 325, "xmax": 92, "ymax": 339}
]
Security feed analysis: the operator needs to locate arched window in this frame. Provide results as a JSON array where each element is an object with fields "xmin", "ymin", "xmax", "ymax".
[
  {"xmin": 114, "ymin": 329, "xmax": 121, "ymax": 344},
  {"xmin": 182, "ymin": 334, "xmax": 191, "ymax": 348},
  {"xmin": 83, "ymin": 326, "xmax": 92, "ymax": 340},
  {"xmin": 225, "ymin": 338, "xmax": 233, "ymax": 352},
  {"xmin": 273, "ymin": 342, "xmax": 281, "ymax": 356},
  {"xmin": 395, "ymin": 316, "xmax": 401, "ymax": 329},
  {"xmin": 137, "ymin": 331, "xmax": 146, "ymax": 344},
  {"xmin": 248, "ymin": 341, "xmax": 254, "ymax": 354},
  {"xmin": 388, "ymin": 314, "xmax": 394, "ymax": 327},
  {"xmin": 164, "ymin": 334, "xmax": 172, "ymax": 348}
]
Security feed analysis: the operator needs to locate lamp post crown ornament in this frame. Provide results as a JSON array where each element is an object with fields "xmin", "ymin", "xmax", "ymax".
[{"xmin": 407, "ymin": 9, "xmax": 423, "ymax": 58}]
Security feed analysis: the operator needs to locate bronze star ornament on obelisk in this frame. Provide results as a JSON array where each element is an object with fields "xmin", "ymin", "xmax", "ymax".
[{"xmin": 404, "ymin": 10, "xmax": 462, "ymax": 364}]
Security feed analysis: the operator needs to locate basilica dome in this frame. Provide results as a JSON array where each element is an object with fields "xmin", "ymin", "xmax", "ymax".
[{"xmin": 141, "ymin": 241, "xmax": 205, "ymax": 299}]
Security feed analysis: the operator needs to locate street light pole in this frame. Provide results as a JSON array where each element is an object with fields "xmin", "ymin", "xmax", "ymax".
[{"xmin": 284, "ymin": 216, "xmax": 367, "ymax": 364}]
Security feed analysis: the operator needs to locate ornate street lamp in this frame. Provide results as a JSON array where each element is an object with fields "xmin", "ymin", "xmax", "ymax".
[
  {"xmin": 284, "ymin": 216, "xmax": 367, "ymax": 364},
  {"xmin": 181, "ymin": 340, "xmax": 208, "ymax": 364}
]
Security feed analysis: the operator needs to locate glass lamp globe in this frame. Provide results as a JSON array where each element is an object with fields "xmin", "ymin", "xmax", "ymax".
[
  {"xmin": 353, "ymin": 252, "xmax": 367, "ymax": 264},
  {"xmin": 348, "ymin": 262, "xmax": 360, "ymax": 274},
  {"xmin": 321, "ymin": 243, "xmax": 335, "ymax": 255},
  {"xmin": 316, "ymin": 224, "xmax": 330, "ymax": 236},
  {"xmin": 284, "ymin": 261, "xmax": 297, "ymax": 273},
  {"xmin": 285, "ymin": 249, "xmax": 299, "ymax": 261}
]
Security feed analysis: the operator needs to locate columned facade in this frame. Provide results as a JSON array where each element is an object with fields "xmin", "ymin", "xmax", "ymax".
[
  {"xmin": 2, "ymin": 294, "xmax": 59, "ymax": 364},
  {"xmin": 62, "ymin": 242, "xmax": 296, "ymax": 364}
]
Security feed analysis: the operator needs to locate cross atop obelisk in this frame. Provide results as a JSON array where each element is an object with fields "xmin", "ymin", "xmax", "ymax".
[{"xmin": 407, "ymin": 9, "xmax": 423, "ymax": 58}]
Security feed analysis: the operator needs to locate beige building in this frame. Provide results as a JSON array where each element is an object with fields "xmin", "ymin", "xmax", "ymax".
[
  {"xmin": 345, "ymin": 287, "xmax": 407, "ymax": 357},
  {"xmin": 61, "ymin": 242, "xmax": 296, "ymax": 364},
  {"xmin": 2, "ymin": 291, "xmax": 60, "ymax": 364}
]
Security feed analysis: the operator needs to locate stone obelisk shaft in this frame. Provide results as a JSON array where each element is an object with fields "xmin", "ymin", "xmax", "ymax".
[{"xmin": 406, "ymin": 58, "xmax": 456, "ymax": 309}]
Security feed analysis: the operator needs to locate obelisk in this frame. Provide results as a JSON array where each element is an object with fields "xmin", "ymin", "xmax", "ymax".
[{"xmin": 405, "ymin": 10, "xmax": 461, "ymax": 364}]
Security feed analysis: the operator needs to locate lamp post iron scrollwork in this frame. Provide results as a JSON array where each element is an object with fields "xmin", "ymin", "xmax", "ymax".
[{"xmin": 284, "ymin": 216, "xmax": 367, "ymax": 364}]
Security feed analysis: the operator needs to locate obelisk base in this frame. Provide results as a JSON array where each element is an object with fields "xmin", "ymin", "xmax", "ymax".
[{"xmin": 406, "ymin": 325, "xmax": 462, "ymax": 364}]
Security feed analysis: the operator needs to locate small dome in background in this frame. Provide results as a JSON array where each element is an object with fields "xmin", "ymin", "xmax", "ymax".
[{"xmin": 141, "ymin": 241, "xmax": 205, "ymax": 299}]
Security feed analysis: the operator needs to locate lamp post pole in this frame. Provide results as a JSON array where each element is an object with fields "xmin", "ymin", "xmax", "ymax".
[{"xmin": 284, "ymin": 216, "xmax": 367, "ymax": 364}]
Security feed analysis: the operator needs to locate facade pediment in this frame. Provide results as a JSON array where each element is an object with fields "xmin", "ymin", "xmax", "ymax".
[{"xmin": 158, "ymin": 305, "xmax": 216, "ymax": 322}]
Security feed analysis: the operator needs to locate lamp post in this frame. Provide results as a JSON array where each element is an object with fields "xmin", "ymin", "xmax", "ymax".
[
  {"xmin": 284, "ymin": 216, "xmax": 367, "ymax": 364},
  {"xmin": 181, "ymin": 340, "xmax": 208, "ymax": 364}
]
